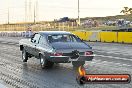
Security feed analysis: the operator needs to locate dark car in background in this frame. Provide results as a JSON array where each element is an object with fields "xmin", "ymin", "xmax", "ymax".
[{"xmin": 19, "ymin": 31, "xmax": 94, "ymax": 69}]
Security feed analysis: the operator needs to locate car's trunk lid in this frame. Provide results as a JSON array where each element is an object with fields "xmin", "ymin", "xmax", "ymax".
[
  {"xmin": 51, "ymin": 42, "xmax": 89, "ymax": 49},
  {"xmin": 51, "ymin": 42, "xmax": 91, "ymax": 53}
]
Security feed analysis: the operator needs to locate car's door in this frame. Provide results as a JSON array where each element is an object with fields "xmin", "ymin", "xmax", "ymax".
[
  {"xmin": 30, "ymin": 33, "xmax": 41, "ymax": 56},
  {"xmin": 24, "ymin": 34, "xmax": 36, "ymax": 54},
  {"xmin": 35, "ymin": 35, "xmax": 51, "ymax": 57}
]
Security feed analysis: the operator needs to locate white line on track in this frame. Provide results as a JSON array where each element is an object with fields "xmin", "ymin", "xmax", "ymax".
[
  {"xmin": 89, "ymin": 60, "xmax": 132, "ymax": 67},
  {"xmin": 8, "ymin": 43, "xmax": 15, "ymax": 45},
  {"xmin": 94, "ymin": 50, "xmax": 130, "ymax": 56},
  {"xmin": 95, "ymin": 54, "xmax": 132, "ymax": 61},
  {"xmin": 16, "ymin": 44, "xmax": 19, "ymax": 46},
  {"xmin": 0, "ymin": 41, "xmax": 8, "ymax": 44}
]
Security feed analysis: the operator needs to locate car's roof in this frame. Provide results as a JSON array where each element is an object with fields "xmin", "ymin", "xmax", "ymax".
[{"xmin": 39, "ymin": 31, "xmax": 72, "ymax": 35}]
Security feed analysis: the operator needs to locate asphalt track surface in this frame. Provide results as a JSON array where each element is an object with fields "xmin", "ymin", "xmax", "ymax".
[{"xmin": 0, "ymin": 37, "xmax": 132, "ymax": 88}]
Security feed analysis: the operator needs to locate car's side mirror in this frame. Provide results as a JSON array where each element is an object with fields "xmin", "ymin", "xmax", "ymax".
[
  {"xmin": 31, "ymin": 39, "xmax": 36, "ymax": 43},
  {"xmin": 31, "ymin": 37, "xmax": 36, "ymax": 43}
]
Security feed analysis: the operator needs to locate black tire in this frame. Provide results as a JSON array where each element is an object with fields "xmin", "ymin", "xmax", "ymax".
[
  {"xmin": 72, "ymin": 61, "xmax": 85, "ymax": 67},
  {"xmin": 39, "ymin": 54, "xmax": 54, "ymax": 69},
  {"xmin": 22, "ymin": 49, "xmax": 28, "ymax": 62}
]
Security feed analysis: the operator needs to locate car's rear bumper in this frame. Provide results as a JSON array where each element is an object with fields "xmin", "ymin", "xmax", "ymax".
[{"xmin": 47, "ymin": 55, "xmax": 94, "ymax": 63}]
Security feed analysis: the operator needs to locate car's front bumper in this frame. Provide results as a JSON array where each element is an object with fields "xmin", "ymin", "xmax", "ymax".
[{"xmin": 47, "ymin": 55, "xmax": 94, "ymax": 63}]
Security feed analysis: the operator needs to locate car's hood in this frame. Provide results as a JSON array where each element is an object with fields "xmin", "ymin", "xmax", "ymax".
[{"xmin": 51, "ymin": 42, "xmax": 90, "ymax": 50}]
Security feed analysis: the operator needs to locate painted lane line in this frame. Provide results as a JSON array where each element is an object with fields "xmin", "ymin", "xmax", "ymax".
[
  {"xmin": 89, "ymin": 60, "xmax": 113, "ymax": 65},
  {"xmin": 115, "ymin": 63, "xmax": 121, "ymax": 65},
  {"xmin": 90, "ymin": 62, "xmax": 96, "ymax": 64},
  {"xmin": 127, "ymin": 65, "xmax": 132, "ymax": 67},
  {"xmin": 122, "ymin": 64, "xmax": 127, "ymax": 66},
  {"xmin": 102, "ymin": 61, "xmax": 107, "ymax": 63},
  {"xmin": 92, "ymin": 59, "xmax": 101, "ymax": 62},
  {"xmin": 95, "ymin": 54, "xmax": 132, "ymax": 61},
  {"xmin": 94, "ymin": 50, "xmax": 131, "ymax": 56},
  {"xmin": 0, "ymin": 42, "xmax": 8, "ymax": 44},
  {"xmin": 86, "ymin": 62, "xmax": 132, "ymax": 68},
  {"xmin": 89, "ymin": 62, "xmax": 124, "ymax": 67},
  {"xmin": 89, "ymin": 59, "xmax": 132, "ymax": 67},
  {"xmin": 16, "ymin": 44, "xmax": 19, "ymax": 46},
  {"xmin": 122, "ymin": 64, "xmax": 131, "ymax": 67},
  {"xmin": 8, "ymin": 43, "xmax": 15, "ymax": 45}
]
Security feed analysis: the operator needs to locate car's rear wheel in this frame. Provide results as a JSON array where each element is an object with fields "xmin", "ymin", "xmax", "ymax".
[
  {"xmin": 22, "ymin": 49, "xmax": 28, "ymax": 62},
  {"xmin": 39, "ymin": 54, "xmax": 54, "ymax": 69},
  {"xmin": 72, "ymin": 61, "xmax": 85, "ymax": 67}
]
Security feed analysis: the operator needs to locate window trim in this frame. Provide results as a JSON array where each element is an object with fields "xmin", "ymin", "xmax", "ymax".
[{"xmin": 33, "ymin": 34, "xmax": 41, "ymax": 44}]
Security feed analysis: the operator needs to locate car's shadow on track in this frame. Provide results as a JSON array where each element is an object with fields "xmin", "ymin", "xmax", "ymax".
[{"xmin": 21, "ymin": 62, "xmax": 79, "ymax": 86}]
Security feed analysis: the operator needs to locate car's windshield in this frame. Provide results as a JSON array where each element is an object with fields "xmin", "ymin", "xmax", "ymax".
[{"xmin": 47, "ymin": 34, "xmax": 81, "ymax": 43}]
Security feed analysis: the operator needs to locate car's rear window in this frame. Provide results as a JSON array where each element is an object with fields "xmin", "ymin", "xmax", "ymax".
[{"xmin": 47, "ymin": 34, "xmax": 81, "ymax": 43}]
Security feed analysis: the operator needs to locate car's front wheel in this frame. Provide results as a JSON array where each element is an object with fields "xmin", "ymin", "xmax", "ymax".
[
  {"xmin": 39, "ymin": 54, "xmax": 54, "ymax": 69},
  {"xmin": 72, "ymin": 61, "xmax": 85, "ymax": 67},
  {"xmin": 22, "ymin": 49, "xmax": 28, "ymax": 62}
]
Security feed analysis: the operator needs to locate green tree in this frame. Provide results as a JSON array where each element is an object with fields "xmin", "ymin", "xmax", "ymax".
[
  {"xmin": 128, "ymin": 8, "xmax": 132, "ymax": 14},
  {"xmin": 120, "ymin": 7, "xmax": 132, "ymax": 15}
]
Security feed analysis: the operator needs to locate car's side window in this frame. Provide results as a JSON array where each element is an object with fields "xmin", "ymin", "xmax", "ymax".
[
  {"xmin": 39, "ymin": 36, "xmax": 47, "ymax": 45},
  {"xmin": 33, "ymin": 34, "xmax": 41, "ymax": 44}
]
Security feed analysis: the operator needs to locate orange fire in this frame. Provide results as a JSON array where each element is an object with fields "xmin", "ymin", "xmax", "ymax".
[{"xmin": 78, "ymin": 66, "xmax": 86, "ymax": 76}]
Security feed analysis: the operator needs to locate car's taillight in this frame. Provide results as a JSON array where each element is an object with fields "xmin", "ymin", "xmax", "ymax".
[
  {"xmin": 50, "ymin": 53, "xmax": 63, "ymax": 56},
  {"xmin": 84, "ymin": 51, "xmax": 93, "ymax": 56}
]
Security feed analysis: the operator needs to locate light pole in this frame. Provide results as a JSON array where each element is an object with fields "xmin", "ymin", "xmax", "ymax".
[
  {"xmin": 34, "ymin": 0, "xmax": 38, "ymax": 24},
  {"xmin": 78, "ymin": 0, "xmax": 80, "ymax": 26},
  {"xmin": 8, "ymin": 7, "xmax": 9, "ymax": 24},
  {"xmin": 34, "ymin": 3, "xmax": 36, "ymax": 24},
  {"xmin": 25, "ymin": 0, "xmax": 27, "ymax": 22},
  {"xmin": 8, "ymin": 0, "xmax": 10, "ymax": 24}
]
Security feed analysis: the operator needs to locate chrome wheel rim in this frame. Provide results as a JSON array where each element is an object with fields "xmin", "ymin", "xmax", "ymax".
[
  {"xmin": 22, "ymin": 51, "xmax": 26, "ymax": 60},
  {"xmin": 40, "ymin": 56, "xmax": 45, "ymax": 66}
]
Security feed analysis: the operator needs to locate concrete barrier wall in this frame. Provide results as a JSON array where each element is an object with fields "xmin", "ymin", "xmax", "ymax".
[
  {"xmin": 100, "ymin": 32, "xmax": 118, "ymax": 43},
  {"xmin": 1, "ymin": 31, "xmax": 132, "ymax": 44},
  {"xmin": 0, "ymin": 31, "xmax": 30, "ymax": 37},
  {"xmin": 71, "ymin": 31, "xmax": 100, "ymax": 41},
  {"xmin": 88, "ymin": 31, "xmax": 101, "ymax": 42},
  {"xmin": 118, "ymin": 32, "xmax": 132, "ymax": 43},
  {"xmin": 0, "ymin": 31, "xmax": 22, "ymax": 37},
  {"xmin": 72, "ymin": 31, "xmax": 118, "ymax": 42},
  {"xmin": 71, "ymin": 31, "xmax": 88, "ymax": 41},
  {"xmin": 86, "ymin": 31, "xmax": 93, "ymax": 41}
]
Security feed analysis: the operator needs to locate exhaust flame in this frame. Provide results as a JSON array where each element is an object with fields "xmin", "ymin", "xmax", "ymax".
[{"xmin": 78, "ymin": 66, "xmax": 86, "ymax": 76}]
